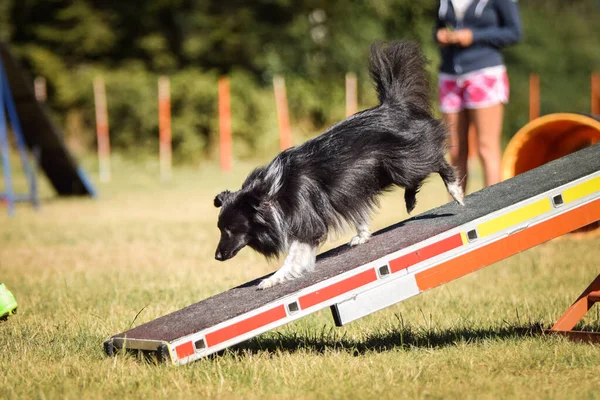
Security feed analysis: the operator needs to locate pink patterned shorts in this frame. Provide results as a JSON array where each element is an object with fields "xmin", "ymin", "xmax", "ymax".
[{"xmin": 438, "ymin": 66, "xmax": 509, "ymax": 113}]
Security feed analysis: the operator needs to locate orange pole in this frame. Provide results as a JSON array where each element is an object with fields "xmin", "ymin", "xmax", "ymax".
[
  {"xmin": 591, "ymin": 72, "xmax": 600, "ymax": 116},
  {"xmin": 93, "ymin": 77, "xmax": 111, "ymax": 182},
  {"xmin": 529, "ymin": 74, "xmax": 540, "ymax": 121},
  {"xmin": 273, "ymin": 75, "xmax": 292, "ymax": 151},
  {"xmin": 218, "ymin": 77, "xmax": 232, "ymax": 172},
  {"xmin": 158, "ymin": 76, "xmax": 172, "ymax": 181},
  {"xmin": 345, "ymin": 72, "xmax": 357, "ymax": 118}
]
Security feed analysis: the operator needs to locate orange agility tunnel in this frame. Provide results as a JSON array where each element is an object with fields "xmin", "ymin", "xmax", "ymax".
[{"xmin": 502, "ymin": 113, "xmax": 600, "ymax": 236}]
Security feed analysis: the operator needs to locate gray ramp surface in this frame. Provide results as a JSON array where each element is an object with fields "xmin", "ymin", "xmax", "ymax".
[
  {"xmin": 0, "ymin": 44, "xmax": 95, "ymax": 196},
  {"xmin": 114, "ymin": 144, "xmax": 600, "ymax": 342}
]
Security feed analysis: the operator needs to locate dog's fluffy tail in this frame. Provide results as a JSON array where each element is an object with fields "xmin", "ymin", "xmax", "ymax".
[{"xmin": 369, "ymin": 41, "xmax": 431, "ymax": 112}]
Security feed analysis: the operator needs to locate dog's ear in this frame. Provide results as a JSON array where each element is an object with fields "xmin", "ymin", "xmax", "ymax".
[
  {"xmin": 214, "ymin": 190, "xmax": 233, "ymax": 208},
  {"xmin": 236, "ymin": 189, "xmax": 266, "ymax": 211}
]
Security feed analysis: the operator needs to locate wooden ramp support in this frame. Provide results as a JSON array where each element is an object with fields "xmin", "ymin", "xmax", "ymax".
[
  {"xmin": 544, "ymin": 274, "xmax": 600, "ymax": 343},
  {"xmin": 105, "ymin": 144, "xmax": 600, "ymax": 365}
]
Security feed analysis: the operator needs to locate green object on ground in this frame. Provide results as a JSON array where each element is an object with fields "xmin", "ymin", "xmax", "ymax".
[{"xmin": 0, "ymin": 283, "xmax": 18, "ymax": 320}]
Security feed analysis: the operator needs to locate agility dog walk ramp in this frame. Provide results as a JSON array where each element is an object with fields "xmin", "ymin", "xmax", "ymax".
[
  {"xmin": 0, "ymin": 44, "xmax": 95, "ymax": 196},
  {"xmin": 105, "ymin": 144, "xmax": 600, "ymax": 365}
]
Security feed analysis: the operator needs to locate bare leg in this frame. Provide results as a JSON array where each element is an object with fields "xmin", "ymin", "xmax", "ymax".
[
  {"xmin": 349, "ymin": 221, "xmax": 371, "ymax": 247},
  {"xmin": 443, "ymin": 110, "xmax": 470, "ymax": 193},
  {"xmin": 469, "ymin": 104, "xmax": 504, "ymax": 187},
  {"xmin": 258, "ymin": 241, "xmax": 317, "ymax": 289}
]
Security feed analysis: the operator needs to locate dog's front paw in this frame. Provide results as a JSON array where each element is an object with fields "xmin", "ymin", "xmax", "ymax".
[
  {"xmin": 349, "ymin": 234, "xmax": 371, "ymax": 247},
  {"xmin": 258, "ymin": 276, "xmax": 281, "ymax": 290}
]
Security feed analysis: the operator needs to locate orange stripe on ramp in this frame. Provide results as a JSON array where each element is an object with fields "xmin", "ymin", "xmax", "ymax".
[
  {"xmin": 415, "ymin": 198, "xmax": 600, "ymax": 291},
  {"xmin": 299, "ymin": 269, "xmax": 377, "ymax": 309},
  {"xmin": 389, "ymin": 233, "xmax": 463, "ymax": 273},
  {"xmin": 175, "ymin": 341, "xmax": 194, "ymax": 359},
  {"xmin": 205, "ymin": 305, "xmax": 287, "ymax": 347}
]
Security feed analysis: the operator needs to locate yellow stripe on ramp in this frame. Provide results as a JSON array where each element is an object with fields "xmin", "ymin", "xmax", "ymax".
[
  {"xmin": 477, "ymin": 199, "xmax": 552, "ymax": 238},
  {"xmin": 563, "ymin": 176, "xmax": 600, "ymax": 204}
]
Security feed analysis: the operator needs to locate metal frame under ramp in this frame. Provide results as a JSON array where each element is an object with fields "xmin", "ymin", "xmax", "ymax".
[
  {"xmin": 105, "ymin": 144, "xmax": 600, "ymax": 365},
  {"xmin": 0, "ymin": 54, "xmax": 39, "ymax": 216}
]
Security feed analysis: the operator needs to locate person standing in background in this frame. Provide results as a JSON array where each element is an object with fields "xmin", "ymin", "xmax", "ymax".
[{"xmin": 435, "ymin": 0, "xmax": 521, "ymax": 192}]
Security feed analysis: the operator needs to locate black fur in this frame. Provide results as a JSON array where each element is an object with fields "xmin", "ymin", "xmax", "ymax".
[{"xmin": 214, "ymin": 40, "xmax": 461, "ymax": 262}]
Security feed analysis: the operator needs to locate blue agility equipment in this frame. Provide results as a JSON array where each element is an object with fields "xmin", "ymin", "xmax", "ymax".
[
  {"xmin": 0, "ymin": 44, "xmax": 95, "ymax": 205},
  {"xmin": 0, "ymin": 56, "xmax": 39, "ymax": 216}
]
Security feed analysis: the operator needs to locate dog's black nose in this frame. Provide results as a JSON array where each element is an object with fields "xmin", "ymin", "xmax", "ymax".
[{"xmin": 215, "ymin": 251, "xmax": 223, "ymax": 261}]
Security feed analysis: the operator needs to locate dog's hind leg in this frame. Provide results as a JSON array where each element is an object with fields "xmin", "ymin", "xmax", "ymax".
[
  {"xmin": 258, "ymin": 241, "xmax": 317, "ymax": 289},
  {"xmin": 404, "ymin": 184, "xmax": 422, "ymax": 214},
  {"xmin": 439, "ymin": 161, "xmax": 465, "ymax": 206},
  {"xmin": 349, "ymin": 220, "xmax": 371, "ymax": 247}
]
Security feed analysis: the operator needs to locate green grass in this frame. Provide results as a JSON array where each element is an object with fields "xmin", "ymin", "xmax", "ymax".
[{"xmin": 1, "ymin": 156, "xmax": 600, "ymax": 399}]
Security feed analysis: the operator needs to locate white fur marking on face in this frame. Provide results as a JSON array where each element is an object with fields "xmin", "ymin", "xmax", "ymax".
[
  {"xmin": 349, "ymin": 222, "xmax": 371, "ymax": 246},
  {"xmin": 447, "ymin": 180, "xmax": 465, "ymax": 205},
  {"xmin": 258, "ymin": 241, "xmax": 317, "ymax": 289}
]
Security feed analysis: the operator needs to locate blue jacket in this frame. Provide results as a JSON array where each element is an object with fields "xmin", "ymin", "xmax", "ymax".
[{"xmin": 435, "ymin": 0, "xmax": 522, "ymax": 75}]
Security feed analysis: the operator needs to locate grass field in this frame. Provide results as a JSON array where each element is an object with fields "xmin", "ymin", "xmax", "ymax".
[{"xmin": 1, "ymin": 156, "xmax": 600, "ymax": 399}]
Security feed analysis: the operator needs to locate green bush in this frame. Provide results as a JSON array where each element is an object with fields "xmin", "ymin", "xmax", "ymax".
[{"xmin": 6, "ymin": 1, "xmax": 599, "ymax": 163}]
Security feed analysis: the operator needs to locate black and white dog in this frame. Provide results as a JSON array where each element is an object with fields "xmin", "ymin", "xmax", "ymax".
[{"xmin": 214, "ymin": 41, "xmax": 464, "ymax": 289}]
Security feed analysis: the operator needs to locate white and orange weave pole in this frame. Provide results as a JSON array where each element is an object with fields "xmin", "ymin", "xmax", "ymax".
[
  {"xmin": 218, "ymin": 77, "xmax": 232, "ymax": 172},
  {"xmin": 529, "ymin": 73, "xmax": 540, "ymax": 121},
  {"xmin": 105, "ymin": 144, "xmax": 600, "ymax": 365},
  {"xmin": 592, "ymin": 72, "xmax": 600, "ymax": 116},
  {"xmin": 158, "ymin": 76, "xmax": 172, "ymax": 181},
  {"xmin": 34, "ymin": 76, "xmax": 46, "ymax": 103},
  {"xmin": 345, "ymin": 72, "xmax": 357, "ymax": 118},
  {"xmin": 273, "ymin": 75, "xmax": 292, "ymax": 151},
  {"xmin": 93, "ymin": 77, "xmax": 111, "ymax": 183}
]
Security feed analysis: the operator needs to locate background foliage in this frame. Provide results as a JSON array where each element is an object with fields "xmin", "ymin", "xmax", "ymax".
[{"xmin": 3, "ymin": 0, "xmax": 600, "ymax": 161}]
